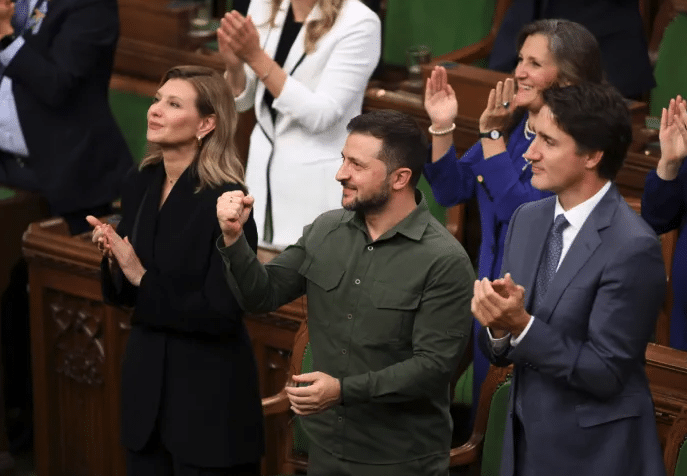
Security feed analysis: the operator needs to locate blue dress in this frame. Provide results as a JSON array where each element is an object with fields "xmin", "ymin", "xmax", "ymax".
[
  {"xmin": 423, "ymin": 115, "xmax": 551, "ymax": 409},
  {"xmin": 641, "ymin": 160, "xmax": 687, "ymax": 350}
]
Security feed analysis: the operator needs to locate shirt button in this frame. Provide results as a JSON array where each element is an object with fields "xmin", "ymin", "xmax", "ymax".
[
  {"xmin": 347, "ymin": 314, "xmax": 353, "ymax": 320},
  {"xmin": 338, "ymin": 417, "xmax": 344, "ymax": 422},
  {"xmin": 367, "ymin": 245, "xmax": 373, "ymax": 251},
  {"xmin": 354, "ymin": 279, "xmax": 360, "ymax": 285},
  {"xmin": 342, "ymin": 349, "xmax": 347, "ymax": 355}
]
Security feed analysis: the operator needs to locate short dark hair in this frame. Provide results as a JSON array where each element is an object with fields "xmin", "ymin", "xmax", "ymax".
[
  {"xmin": 542, "ymin": 83, "xmax": 631, "ymax": 180},
  {"xmin": 517, "ymin": 19, "xmax": 604, "ymax": 86},
  {"xmin": 346, "ymin": 110, "xmax": 428, "ymax": 188}
]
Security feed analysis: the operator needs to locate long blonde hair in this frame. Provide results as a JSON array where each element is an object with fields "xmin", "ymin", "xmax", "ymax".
[
  {"xmin": 140, "ymin": 65, "xmax": 246, "ymax": 191},
  {"xmin": 267, "ymin": 0, "xmax": 346, "ymax": 54}
]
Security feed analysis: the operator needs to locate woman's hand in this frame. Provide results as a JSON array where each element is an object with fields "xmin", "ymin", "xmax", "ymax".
[
  {"xmin": 218, "ymin": 10, "xmax": 262, "ymax": 65},
  {"xmin": 217, "ymin": 12, "xmax": 245, "ymax": 72},
  {"xmin": 88, "ymin": 216, "xmax": 146, "ymax": 287},
  {"xmin": 424, "ymin": 66, "xmax": 457, "ymax": 129},
  {"xmin": 479, "ymin": 78, "xmax": 515, "ymax": 132},
  {"xmin": 104, "ymin": 230, "xmax": 146, "ymax": 287},
  {"xmin": 657, "ymin": 96, "xmax": 687, "ymax": 180},
  {"xmin": 86, "ymin": 215, "xmax": 114, "ymax": 261}
]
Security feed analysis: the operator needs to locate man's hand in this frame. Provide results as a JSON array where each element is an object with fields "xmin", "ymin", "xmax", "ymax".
[
  {"xmin": 471, "ymin": 273, "xmax": 530, "ymax": 338},
  {"xmin": 0, "ymin": 0, "xmax": 15, "ymax": 37},
  {"xmin": 216, "ymin": 191, "xmax": 254, "ymax": 246},
  {"xmin": 285, "ymin": 372, "xmax": 341, "ymax": 416}
]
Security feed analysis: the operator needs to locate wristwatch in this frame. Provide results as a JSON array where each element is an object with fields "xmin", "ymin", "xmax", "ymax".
[
  {"xmin": 0, "ymin": 33, "xmax": 16, "ymax": 51},
  {"xmin": 479, "ymin": 130, "xmax": 503, "ymax": 140}
]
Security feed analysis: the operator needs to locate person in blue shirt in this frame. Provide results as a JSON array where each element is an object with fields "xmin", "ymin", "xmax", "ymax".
[
  {"xmin": 642, "ymin": 96, "xmax": 687, "ymax": 350},
  {"xmin": 423, "ymin": 19, "xmax": 605, "ymax": 412}
]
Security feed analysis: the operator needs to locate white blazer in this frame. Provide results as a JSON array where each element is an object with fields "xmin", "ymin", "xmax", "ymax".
[{"xmin": 235, "ymin": 0, "xmax": 381, "ymax": 247}]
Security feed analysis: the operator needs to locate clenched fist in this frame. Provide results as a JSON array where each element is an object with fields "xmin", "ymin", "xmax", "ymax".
[{"xmin": 217, "ymin": 191, "xmax": 254, "ymax": 246}]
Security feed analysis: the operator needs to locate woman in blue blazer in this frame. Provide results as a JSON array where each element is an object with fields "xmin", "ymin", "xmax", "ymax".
[
  {"xmin": 642, "ymin": 96, "xmax": 687, "ymax": 350},
  {"xmin": 423, "ymin": 19, "xmax": 605, "ymax": 411}
]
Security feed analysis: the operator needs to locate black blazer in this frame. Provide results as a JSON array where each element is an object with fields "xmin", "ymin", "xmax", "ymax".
[
  {"xmin": 102, "ymin": 163, "xmax": 264, "ymax": 467},
  {"xmin": 4, "ymin": 0, "xmax": 132, "ymax": 214},
  {"xmin": 488, "ymin": 0, "xmax": 655, "ymax": 99}
]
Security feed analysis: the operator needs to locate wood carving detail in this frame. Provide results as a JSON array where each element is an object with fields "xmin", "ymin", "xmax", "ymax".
[{"xmin": 48, "ymin": 291, "xmax": 105, "ymax": 386}]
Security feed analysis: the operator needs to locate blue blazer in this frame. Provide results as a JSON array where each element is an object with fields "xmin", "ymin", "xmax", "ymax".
[{"xmin": 480, "ymin": 185, "xmax": 666, "ymax": 476}]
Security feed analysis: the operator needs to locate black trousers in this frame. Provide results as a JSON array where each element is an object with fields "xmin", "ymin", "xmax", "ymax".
[{"xmin": 126, "ymin": 434, "xmax": 260, "ymax": 476}]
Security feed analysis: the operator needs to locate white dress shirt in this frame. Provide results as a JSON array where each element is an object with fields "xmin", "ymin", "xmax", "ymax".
[{"xmin": 489, "ymin": 181, "xmax": 612, "ymax": 351}]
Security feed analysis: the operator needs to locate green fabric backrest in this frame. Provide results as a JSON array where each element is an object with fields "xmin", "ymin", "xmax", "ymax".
[
  {"xmin": 292, "ymin": 342, "xmax": 313, "ymax": 455},
  {"xmin": 108, "ymin": 89, "xmax": 152, "ymax": 164},
  {"xmin": 650, "ymin": 13, "xmax": 687, "ymax": 116},
  {"xmin": 0, "ymin": 186, "xmax": 16, "ymax": 201},
  {"xmin": 676, "ymin": 436, "xmax": 687, "ymax": 476},
  {"xmin": 453, "ymin": 362, "xmax": 473, "ymax": 406},
  {"xmin": 481, "ymin": 377, "xmax": 512, "ymax": 476},
  {"xmin": 383, "ymin": 0, "xmax": 497, "ymax": 67}
]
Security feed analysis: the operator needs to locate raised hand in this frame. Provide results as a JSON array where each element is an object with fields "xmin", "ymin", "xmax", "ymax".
[
  {"xmin": 657, "ymin": 96, "xmax": 687, "ymax": 181},
  {"xmin": 217, "ymin": 11, "xmax": 245, "ymax": 72},
  {"xmin": 217, "ymin": 11, "xmax": 262, "ymax": 65},
  {"xmin": 424, "ymin": 65, "xmax": 457, "ymax": 129},
  {"xmin": 217, "ymin": 191, "xmax": 254, "ymax": 246},
  {"xmin": 479, "ymin": 78, "xmax": 515, "ymax": 133}
]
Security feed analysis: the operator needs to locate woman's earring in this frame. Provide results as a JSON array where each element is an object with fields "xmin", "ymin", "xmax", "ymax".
[{"xmin": 197, "ymin": 135, "xmax": 203, "ymax": 147}]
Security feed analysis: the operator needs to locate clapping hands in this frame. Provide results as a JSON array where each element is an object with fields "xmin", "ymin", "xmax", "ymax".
[
  {"xmin": 217, "ymin": 10, "xmax": 261, "ymax": 68},
  {"xmin": 86, "ymin": 216, "xmax": 146, "ymax": 287}
]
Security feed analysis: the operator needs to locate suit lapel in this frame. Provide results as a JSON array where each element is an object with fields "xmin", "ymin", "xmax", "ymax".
[{"xmin": 538, "ymin": 186, "xmax": 618, "ymax": 324}]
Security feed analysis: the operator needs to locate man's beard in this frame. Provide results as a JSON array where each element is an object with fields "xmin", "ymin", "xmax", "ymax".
[{"xmin": 341, "ymin": 179, "xmax": 391, "ymax": 213}]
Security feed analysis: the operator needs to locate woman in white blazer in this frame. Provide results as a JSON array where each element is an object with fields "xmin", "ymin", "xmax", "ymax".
[{"xmin": 218, "ymin": 0, "xmax": 381, "ymax": 247}]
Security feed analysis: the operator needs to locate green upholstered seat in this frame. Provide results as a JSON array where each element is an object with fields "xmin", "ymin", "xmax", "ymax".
[
  {"xmin": 453, "ymin": 362, "xmax": 473, "ymax": 406},
  {"xmin": 676, "ymin": 439, "xmax": 687, "ymax": 476},
  {"xmin": 0, "ymin": 186, "xmax": 16, "ymax": 201},
  {"xmin": 108, "ymin": 89, "xmax": 152, "ymax": 164},
  {"xmin": 480, "ymin": 377, "xmax": 511, "ymax": 476},
  {"xmin": 650, "ymin": 12, "xmax": 687, "ymax": 116}
]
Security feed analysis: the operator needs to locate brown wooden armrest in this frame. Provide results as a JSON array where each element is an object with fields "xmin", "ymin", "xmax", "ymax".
[
  {"xmin": 262, "ymin": 389, "xmax": 291, "ymax": 416},
  {"xmin": 449, "ymin": 433, "xmax": 483, "ymax": 466}
]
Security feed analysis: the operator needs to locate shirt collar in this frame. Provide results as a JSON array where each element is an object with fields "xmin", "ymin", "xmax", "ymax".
[
  {"xmin": 346, "ymin": 190, "xmax": 430, "ymax": 242},
  {"xmin": 554, "ymin": 180, "xmax": 611, "ymax": 231}
]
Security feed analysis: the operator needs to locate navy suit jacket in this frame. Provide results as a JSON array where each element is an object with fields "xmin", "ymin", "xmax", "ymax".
[
  {"xmin": 488, "ymin": 0, "xmax": 655, "ymax": 98},
  {"xmin": 3, "ymin": 0, "xmax": 132, "ymax": 214},
  {"xmin": 480, "ymin": 185, "xmax": 666, "ymax": 476}
]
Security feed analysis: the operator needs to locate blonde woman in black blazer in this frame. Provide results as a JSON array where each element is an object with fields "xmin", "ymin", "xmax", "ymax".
[{"xmin": 88, "ymin": 66, "xmax": 262, "ymax": 476}]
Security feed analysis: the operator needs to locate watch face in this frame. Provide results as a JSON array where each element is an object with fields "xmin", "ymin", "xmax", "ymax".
[{"xmin": 489, "ymin": 130, "xmax": 501, "ymax": 140}]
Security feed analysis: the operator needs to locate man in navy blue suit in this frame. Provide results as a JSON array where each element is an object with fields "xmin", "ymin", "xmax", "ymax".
[
  {"xmin": 0, "ymin": 0, "xmax": 131, "ymax": 234},
  {"xmin": 473, "ymin": 83, "xmax": 666, "ymax": 476}
]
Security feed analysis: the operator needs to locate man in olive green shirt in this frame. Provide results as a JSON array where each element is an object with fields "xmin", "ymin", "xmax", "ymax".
[{"xmin": 217, "ymin": 110, "xmax": 474, "ymax": 476}]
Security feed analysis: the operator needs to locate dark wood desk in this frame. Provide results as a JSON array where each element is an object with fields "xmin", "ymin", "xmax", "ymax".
[{"xmin": 22, "ymin": 219, "xmax": 303, "ymax": 476}]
